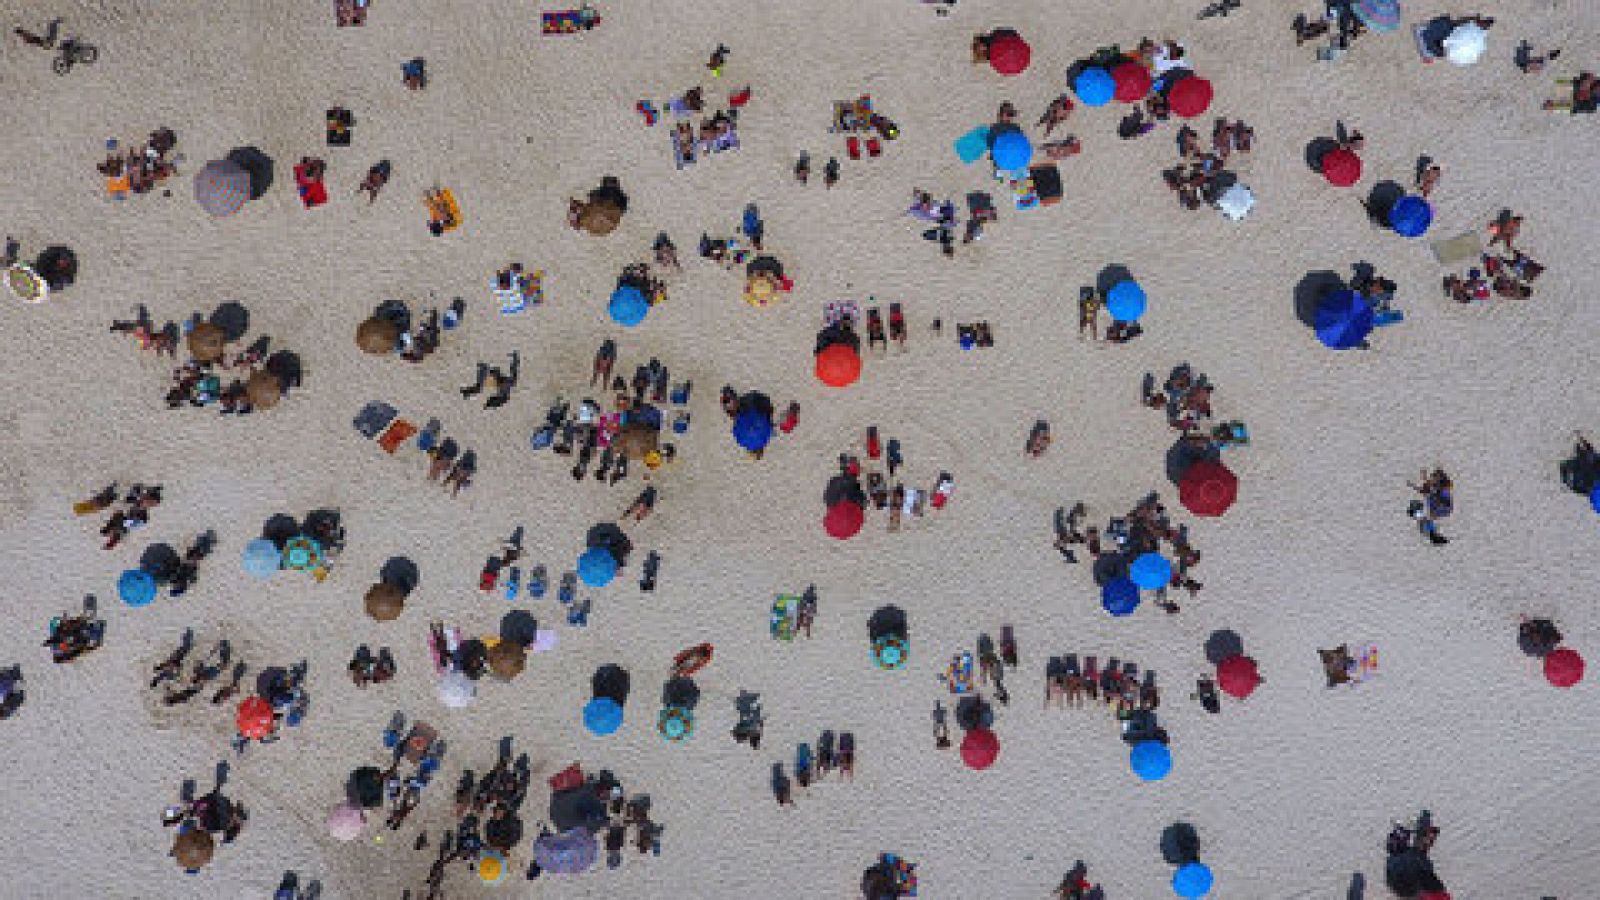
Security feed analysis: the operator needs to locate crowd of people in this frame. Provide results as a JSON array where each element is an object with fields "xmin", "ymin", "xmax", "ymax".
[
  {"xmin": 97, "ymin": 127, "xmax": 179, "ymax": 199},
  {"xmin": 1054, "ymin": 495, "xmax": 1205, "ymax": 612},
  {"xmin": 75, "ymin": 482, "xmax": 162, "ymax": 550},
  {"xmin": 1161, "ymin": 117, "xmax": 1253, "ymax": 210},
  {"xmin": 149, "ymin": 631, "xmax": 245, "ymax": 707},
  {"xmin": 1442, "ymin": 211, "xmax": 1545, "ymax": 304},
  {"xmin": 1045, "ymin": 654, "xmax": 1161, "ymax": 718}
]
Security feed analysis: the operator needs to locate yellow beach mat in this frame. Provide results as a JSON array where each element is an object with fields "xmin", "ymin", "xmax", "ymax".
[{"xmin": 1430, "ymin": 230, "xmax": 1480, "ymax": 266}]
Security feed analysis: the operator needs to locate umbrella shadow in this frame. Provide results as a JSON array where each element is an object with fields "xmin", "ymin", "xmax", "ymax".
[
  {"xmin": 34, "ymin": 245, "xmax": 78, "ymax": 289},
  {"xmin": 586, "ymin": 522, "xmax": 632, "ymax": 567},
  {"xmin": 302, "ymin": 508, "xmax": 343, "ymax": 546},
  {"xmin": 1091, "ymin": 550, "xmax": 1130, "ymax": 587},
  {"xmin": 868, "ymin": 605, "xmax": 908, "ymax": 641},
  {"xmin": 1203, "ymin": 629, "xmax": 1245, "ymax": 665},
  {"xmin": 209, "ymin": 302, "xmax": 250, "ymax": 342},
  {"xmin": 264, "ymin": 350, "xmax": 303, "ymax": 390},
  {"xmin": 1160, "ymin": 822, "xmax": 1201, "ymax": 865},
  {"xmin": 380, "ymin": 556, "xmax": 420, "ymax": 594},
  {"xmin": 591, "ymin": 664, "xmax": 630, "ymax": 706},
  {"xmin": 1294, "ymin": 270, "xmax": 1346, "ymax": 328},
  {"xmin": 1347, "ymin": 872, "xmax": 1366, "ymax": 900},
  {"xmin": 140, "ymin": 543, "xmax": 181, "ymax": 580},
  {"xmin": 373, "ymin": 298, "xmax": 412, "ymax": 331},
  {"xmin": 954, "ymin": 694, "xmax": 992, "ymax": 730},
  {"xmin": 661, "ymin": 675, "xmax": 700, "ymax": 710},
  {"xmin": 226, "ymin": 146, "xmax": 274, "ymax": 199},
  {"xmin": 261, "ymin": 513, "xmax": 299, "ymax": 546},
  {"xmin": 1304, "ymin": 137, "xmax": 1340, "ymax": 173},
  {"xmin": 824, "ymin": 474, "xmax": 867, "ymax": 508},
  {"xmin": 1166, "ymin": 435, "xmax": 1219, "ymax": 484},
  {"xmin": 1095, "ymin": 264, "xmax": 1135, "ymax": 297},
  {"xmin": 499, "ymin": 610, "xmax": 538, "ymax": 646},
  {"xmin": 1362, "ymin": 180, "xmax": 1406, "ymax": 228}
]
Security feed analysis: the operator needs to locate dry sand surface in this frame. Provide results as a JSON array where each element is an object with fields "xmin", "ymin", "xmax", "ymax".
[{"xmin": 1, "ymin": 0, "xmax": 1598, "ymax": 897}]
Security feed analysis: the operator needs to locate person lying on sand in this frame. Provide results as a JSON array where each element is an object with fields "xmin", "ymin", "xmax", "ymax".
[
  {"xmin": 358, "ymin": 161, "xmax": 391, "ymax": 204},
  {"xmin": 1038, "ymin": 95, "xmax": 1074, "ymax": 136}
]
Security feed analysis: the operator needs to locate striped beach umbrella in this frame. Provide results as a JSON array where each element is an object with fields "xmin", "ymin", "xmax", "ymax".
[{"xmin": 194, "ymin": 159, "xmax": 251, "ymax": 217}]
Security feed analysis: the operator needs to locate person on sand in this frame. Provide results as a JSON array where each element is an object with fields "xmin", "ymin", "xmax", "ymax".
[
  {"xmin": 793, "ymin": 152, "xmax": 810, "ymax": 184},
  {"xmin": 823, "ymin": 156, "xmax": 840, "ymax": 189},
  {"xmin": 357, "ymin": 161, "xmax": 391, "ymax": 204},
  {"xmin": 1544, "ymin": 72, "xmax": 1598, "ymax": 113},
  {"xmin": 623, "ymin": 486, "xmax": 658, "ymax": 523},
  {"xmin": 1488, "ymin": 210, "xmax": 1524, "ymax": 249},
  {"xmin": 1039, "ymin": 95, "xmax": 1074, "ymax": 136},
  {"xmin": 1077, "ymin": 287, "xmax": 1101, "ymax": 340}
]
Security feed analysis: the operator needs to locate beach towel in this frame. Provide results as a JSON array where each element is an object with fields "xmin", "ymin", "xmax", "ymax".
[
  {"xmin": 954, "ymin": 125, "xmax": 991, "ymax": 164},
  {"xmin": 377, "ymin": 418, "xmax": 418, "ymax": 453},
  {"xmin": 1430, "ymin": 230, "xmax": 1481, "ymax": 265},
  {"xmin": 541, "ymin": 7, "xmax": 600, "ymax": 34},
  {"xmin": 353, "ymin": 401, "xmax": 398, "ymax": 438}
]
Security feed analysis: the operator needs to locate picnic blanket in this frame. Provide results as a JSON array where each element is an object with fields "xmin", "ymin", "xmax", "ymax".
[{"xmin": 542, "ymin": 7, "xmax": 600, "ymax": 34}]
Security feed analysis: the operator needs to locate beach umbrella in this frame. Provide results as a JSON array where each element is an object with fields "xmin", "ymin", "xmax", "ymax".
[
  {"xmin": 824, "ymin": 500, "xmax": 865, "ymax": 540},
  {"xmin": 283, "ymin": 536, "xmax": 323, "ymax": 572},
  {"xmin": 1130, "ymin": 739, "xmax": 1172, "ymax": 781},
  {"xmin": 1320, "ymin": 147, "xmax": 1362, "ymax": 187},
  {"xmin": 815, "ymin": 342, "xmax": 863, "ymax": 388},
  {"xmin": 1443, "ymin": 21, "xmax": 1487, "ymax": 65},
  {"xmin": 478, "ymin": 848, "xmax": 507, "ymax": 884},
  {"xmin": 1130, "ymin": 553, "xmax": 1173, "ymax": 590},
  {"xmin": 236, "ymin": 695, "xmax": 275, "ymax": 739},
  {"xmin": 172, "ymin": 828, "xmax": 215, "ymax": 870},
  {"xmin": 577, "ymin": 547, "xmax": 617, "ymax": 587},
  {"xmin": 118, "ymin": 569, "xmax": 157, "ymax": 607},
  {"xmin": 1215, "ymin": 183, "xmax": 1254, "ymax": 221},
  {"xmin": 1172, "ymin": 861, "xmax": 1214, "ymax": 897},
  {"xmin": 583, "ymin": 696, "xmax": 624, "ymax": 736},
  {"xmin": 1168, "ymin": 77, "xmax": 1213, "ymax": 118},
  {"xmin": 437, "ymin": 671, "xmax": 477, "ymax": 708},
  {"xmin": 960, "ymin": 727, "xmax": 1000, "ymax": 770},
  {"xmin": 187, "ymin": 322, "xmax": 226, "ymax": 363},
  {"xmin": 241, "ymin": 538, "xmax": 281, "ymax": 579},
  {"xmin": 355, "ymin": 316, "xmax": 399, "ymax": 355},
  {"xmin": 578, "ymin": 202, "xmax": 622, "ymax": 237},
  {"xmin": 245, "ymin": 370, "xmax": 281, "ymax": 409},
  {"xmin": 872, "ymin": 634, "xmax": 908, "ymax": 670},
  {"xmin": 1352, "ymin": 0, "xmax": 1402, "ymax": 33},
  {"xmin": 532, "ymin": 828, "xmax": 599, "ymax": 874},
  {"xmin": 658, "ymin": 705, "xmax": 694, "ymax": 742},
  {"xmin": 990, "ymin": 128, "xmax": 1033, "ymax": 171},
  {"xmin": 193, "ymin": 159, "xmax": 250, "ymax": 217},
  {"xmin": 1314, "ymin": 289, "xmax": 1374, "ymax": 350},
  {"xmin": 487, "ymin": 641, "xmax": 527, "ymax": 680},
  {"xmin": 4, "ymin": 263, "xmax": 48, "ymax": 304},
  {"xmin": 987, "ymin": 31, "xmax": 1031, "ymax": 75},
  {"xmin": 1216, "ymin": 655, "xmax": 1261, "ymax": 698},
  {"xmin": 1102, "ymin": 578, "xmax": 1140, "ymax": 617},
  {"xmin": 1590, "ymin": 484, "xmax": 1600, "ymax": 514},
  {"xmin": 326, "ymin": 802, "xmax": 366, "ymax": 842},
  {"xmin": 1105, "ymin": 280, "xmax": 1147, "ymax": 322},
  {"xmin": 609, "ymin": 284, "xmax": 649, "ymax": 327},
  {"xmin": 1112, "ymin": 61, "xmax": 1153, "ymax": 102},
  {"xmin": 1389, "ymin": 195, "xmax": 1433, "ymax": 237},
  {"xmin": 1545, "ymin": 647, "xmax": 1585, "ymax": 687},
  {"xmin": 1073, "ymin": 66, "xmax": 1114, "ymax": 106},
  {"xmin": 364, "ymin": 582, "xmax": 405, "ymax": 621},
  {"xmin": 1179, "ymin": 460, "xmax": 1239, "ymax": 517},
  {"xmin": 732, "ymin": 408, "xmax": 773, "ymax": 452}
]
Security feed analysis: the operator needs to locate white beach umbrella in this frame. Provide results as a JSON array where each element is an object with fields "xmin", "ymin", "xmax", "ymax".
[
  {"xmin": 1216, "ymin": 184, "xmax": 1255, "ymax": 221},
  {"xmin": 1443, "ymin": 23, "xmax": 1487, "ymax": 66},
  {"xmin": 437, "ymin": 671, "xmax": 477, "ymax": 709},
  {"xmin": 326, "ymin": 802, "xmax": 366, "ymax": 841}
]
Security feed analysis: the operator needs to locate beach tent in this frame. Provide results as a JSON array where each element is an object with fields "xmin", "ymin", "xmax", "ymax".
[
  {"xmin": 732, "ymin": 408, "xmax": 773, "ymax": 452},
  {"xmin": 824, "ymin": 500, "xmax": 865, "ymax": 539},
  {"xmin": 187, "ymin": 322, "xmax": 227, "ymax": 363},
  {"xmin": 1130, "ymin": 739, "xmax": 1172, "ymax": 781},
  {"xmin": 1353, "ymin": 0, "xmax": 1402, "ymax": 33},
  {"xmin": 1073, "ymin": 67, "xmax": 1114, "ymax": 106},
  {"xmin": 816, "ymin": 342, "xmax": 863, "ymax": 388},
  {"xmin": 1172, "ymin": 861, "xmax": 1214, "ymax": 897},
  {"xmin": 583, "ymin": 696, "xmax": 624, "ymax": 735},
  {"xmin": 1168, "ymin": 77, "xmax": 1213, "ymax": 118},
  {"xmin": 283, "ymin": 536, "xmax": 323, "ymax": 571},
  {"xmin": 193, "ymin": 159, "xmax": 251, "ymax": 217},
  {"xmin": 1105, "ymin": 280, "xmax": 1147, "ymax": 322},
  {"xmin": 364, "ymin": 582, "xmax": 405, "ymax": 621},
  {"xmin": 658, "ymin": 705, "xmax": 694, "ymax": 742},
  {"xmin": 872, "ymin": 634, "xmax": 908, "ymax": 670},
  {"xmin": 960, "ymin": 727, "xmax": 1000, "ymax": 770},
  {"xmin": 1112, "ymin": 61, "xmax": 1153, "ymax": 102},
  {"xmin": 1130, "ymin": 552, "xmax": 1173, "ymax": 590},
  {"xmin": 608, "ymin": 284, "xmax": 649, "ymax": 327},
  {"xmin": 1314, "ymin": 290, "xmax": 1374, "ymax": 350},
  {"xmin": 577, "ymin": 547, "xmax": 617, "ymax": 587},
  {"xmin": 1545, "ymin": 647, "xmax": 1584, "ymax": 687},
  {"xmin": 236, "ymin": 695, "xmax": 275, "ymax": 739},
  {"xmin": 1102, "ymin": 578, "xmax": 1140, "ymax": 617},
  {"xmin": 1216, "ymin": 655, "xmax": 1261, "ymax": 698},
  {"xmin": 1443, "ymin": 21, "xmax": 1487, "ymax": 65},
  {"xmin": 1320, "ymin": 147, "xmax": 1362, "ymax": 186},
  {"xmin": 437, "ymin": 671, "xmax": 477, "ymax": 708},
  {"xmin": 532, "ymin": 828, "xmax": 599, "ymax": 874},
  {"xmin": 990, "ymin": 127, "xmax": 1032, "ymax": 171},
  {"xmin": 326, "ymin": 802, "xmax": 366, "ymax": 841},
  {"xmin": 118, "ymin": 568, "xmax": 157, "ymax": 607},
  {"xmin": 172, "ymin": 828, "xmax": 215, "ymax": 870},
  {"xmin": 356, "ymin": 316, "xmax": 400, "ymax": 354},
  {"xmin": 1179, "ymin": 460, "xmax": 1238, "ymax": 517},
  {"xmin": 1389, "ymin": 195, "xmax": 1433, "ymax": 237},
  {"xmin": 241, "ymin": 538, "xmax": 281, "ymax": 579},
  {"xmin": 987, "ymin": 30, "xmax": 1031, "ymax": 75}
]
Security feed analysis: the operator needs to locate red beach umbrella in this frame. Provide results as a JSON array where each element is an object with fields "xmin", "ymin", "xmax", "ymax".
[
  {"xmin": 1216, "ymin": 655, "xmax": 1261, "ymax": 699},
  {"xmin": 815, "ymin": 343, "xmax": 862, "ymax": 388},
  {"xmin": 236, "ymin": 695, "xmax": 275, "ymax": 739},
  {"xmin": 960, "ymin": 727, "xmax": 1000, "ymax": 770},
  {"xmin": 1544, "ymin": 647, "xmax": 1584, "ymax": 687},
  {"xmin": 988, "ymin": 32, "xmax": 1031, "ymax": 76},
  {"xmin": 823, "ymin": 500, "xmax": 865, "ymax": 540},
  {"xmin": 1168, "ymin": 77, "xmax": 1213, "ymax": 118},
  {"xmin": 1321, "ymin": 147, "xmax": 1362, "ymax": 187},
  {"xmin": 1111, "ymin": 62, "xmax": 1152, "ymax": 102},
  {"xmin": 1179, "ymin": 460, "xmax": 1239, "ymax": 517}
]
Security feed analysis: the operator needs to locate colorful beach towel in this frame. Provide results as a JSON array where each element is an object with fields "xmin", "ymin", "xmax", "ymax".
[{"xmin": 542, "ymin": 7, "xmax": 600, "ymax": 34}]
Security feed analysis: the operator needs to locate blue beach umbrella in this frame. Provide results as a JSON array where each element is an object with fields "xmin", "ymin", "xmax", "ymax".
[
  {"xmin": 1129, "ymin": 553, "xmax": 1173, "ymax": 590},
  {"xmin": 1589, "ymin": 484, "xmax": 1600, "ymax": 514},
  {"xmin": 608, "ymin": 285, "xmax": 649, "ymax": 327},
  {"xmin": 582, "ymin": 696, "xmax": 624, "ymax": 736},
  {"xmin": 241, "ymin": 538, "xmax": 281, "ymax": 579},
  {"xmin": 1105, "ymin": 280, "xmax": 1147, "ymax": 321},
  {"xmin": 990, "ymin": 129, "xmax": 1033, "ymax": 171},
  {"xmin": 1388, "ymin": 195, "xmax": 1432, "ymax": 237},
  {"xmin": 1172, "ymin": 861, "xmax": 1214, "ymax": 897},
  {"xmin": 1073, "ymin": 67, "xmax": 1115, "ymax": 106},
  {"xmin": 1130, "ymin": 739, "xmax": 1172, "ymax": 781},
  {"xmin": 1314, "ymin": 289, "xmax": 1375, "ymax": 350},
  {"xmin": 1102, "ymin": 578, "xmax": 1140, "ymax": 617},
  {"xmin": 1353, "ymin": 0, "xmax": 1402, "ymax": 33},
  {"xmin": 577, "ymin": 547, "xmax": 617, "ymax": 587},
  {"xmin": 732, "ymin": 409, "xmax": 772, "ymax": 452},
  {"xmin": 118, "ymin": 569, "xmax": 157, "ymax": 607}
]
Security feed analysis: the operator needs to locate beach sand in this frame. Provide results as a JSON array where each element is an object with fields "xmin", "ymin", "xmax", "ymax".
[{"xmin": 1, "ymin": 1, "xmax": 1597, "ymax": 896}]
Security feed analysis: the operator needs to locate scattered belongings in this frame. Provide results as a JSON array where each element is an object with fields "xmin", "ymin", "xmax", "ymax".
[{"xmin": 542, "ymin": 4, "xmax": 601, "ymax": 34}]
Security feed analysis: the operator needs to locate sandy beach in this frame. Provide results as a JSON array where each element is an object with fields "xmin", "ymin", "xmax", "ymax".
[{"xmin": 1, "ymin": 0, "xmax": 1598, "ymax": 897}]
